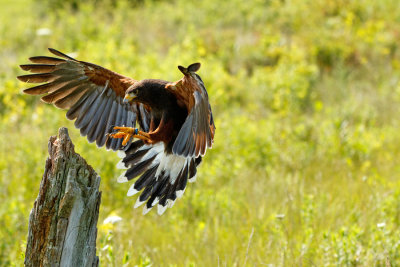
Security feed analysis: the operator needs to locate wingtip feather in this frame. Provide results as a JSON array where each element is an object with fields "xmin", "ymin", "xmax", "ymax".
[
  {"xmin": 48, "ymin": 48, "xmax": 76, "ymax": 61},
  {"xmin": 19, "ymin": 65, "xmax": 30, "ymax": 71}
]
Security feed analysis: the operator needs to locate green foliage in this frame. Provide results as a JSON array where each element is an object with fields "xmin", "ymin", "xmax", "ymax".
[{"xmin": 1, "ymin": 0, "xmax": 400, "ymax": 265}]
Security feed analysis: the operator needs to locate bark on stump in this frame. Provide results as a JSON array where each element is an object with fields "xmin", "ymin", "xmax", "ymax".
[{"xmin": 25, "ymin": 127, "xmax": 101, "ymax": 267}]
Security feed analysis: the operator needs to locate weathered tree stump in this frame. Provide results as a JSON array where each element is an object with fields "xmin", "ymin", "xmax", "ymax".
[{"xmin": 25, "ymin": 127, "xmax": 101, "ymax": 267}]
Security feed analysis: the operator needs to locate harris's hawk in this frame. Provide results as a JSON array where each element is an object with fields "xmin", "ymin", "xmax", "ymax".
[{"xmin": 18, "ymin": 48, "xmax": 215, "ymax": 215}]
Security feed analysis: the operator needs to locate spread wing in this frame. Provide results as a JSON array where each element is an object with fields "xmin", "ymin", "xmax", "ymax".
[
  {"xmin": 166, "ymin": 69, "xmax": 215, "ymax": 157},
  {"xmin": 18, "ymin": 48, "xmax": 150, "ymax": 151}
]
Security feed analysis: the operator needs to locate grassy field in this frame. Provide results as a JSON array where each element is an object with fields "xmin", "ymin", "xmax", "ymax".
[{"xmin": 1, "ymin": 0, "xmax": 400, "ymax": 265}]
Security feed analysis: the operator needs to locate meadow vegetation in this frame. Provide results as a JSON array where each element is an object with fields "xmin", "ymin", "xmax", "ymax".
[{"xmin": 1, "ymin": 0, "xmax": 400, "ymax": 265}]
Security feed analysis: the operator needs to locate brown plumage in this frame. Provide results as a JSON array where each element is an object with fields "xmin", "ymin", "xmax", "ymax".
[{"xmin": 18, "ymin": 48, "xmax": 215, "ymax": 215}]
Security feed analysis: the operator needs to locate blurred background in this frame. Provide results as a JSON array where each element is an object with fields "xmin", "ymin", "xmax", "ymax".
[{"xmin": 1, "ymin": 0, "xmax": 400, "ymax": 265}]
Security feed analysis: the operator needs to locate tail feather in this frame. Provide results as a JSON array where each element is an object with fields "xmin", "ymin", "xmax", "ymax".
[
  {"xmin": 189, "ymin": 158, "xmax": 197, "ymax": 178},
  {"xmin": 176, "ymin": 164, "xmax": 189, "ymax": 192},
  {"xmin": 145, "ymin": 175, "xmax": 170, "ymax": 209},
  {"xmin": 138, "ymin": 177, "xmax": 158, "ymax": 202},
  {"xmin": 125, "ymin": 154, "xmax": 157, "ymax": 180},
  {"xmin": 124, "ymin": 140, "xmax": 145, "ymax": 154},
  {"xmin": 132, "ymin": 165, "xmax": 158, "ymax": 191},
  {"xmin": 122, "ymin": 148, "xmax": 150, "ymax": 167},
  {"xmin": 117, "ymin": 140, "xmax": 202, "ymax": 215}
]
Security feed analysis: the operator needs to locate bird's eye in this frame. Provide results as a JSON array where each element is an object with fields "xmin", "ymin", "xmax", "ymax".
[{"xmin": 133, "ymin": 89, "xmax": 138, "ymax": 95}]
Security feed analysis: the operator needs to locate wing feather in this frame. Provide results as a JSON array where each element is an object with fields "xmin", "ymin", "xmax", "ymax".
[
  {"xmin": 29, "ymin": 56, "xmax": 65, "ymax": 64},
  {"xmin": 40, "ymin": 80, "xmax": 88, "ymax": 104},
  {"xmin": 23, "ymin": 81, "xmax": 67, "ymax": 95},
  {"xmin": 74, "ymin": 91, "xmax": 99, "ymax": 129},
  {"xmin": 66, "ymin": 89, "xmax": 93, "ymax": 120},
  {"xmin": 54, "ymin": 85, "xmax": 90, "ymax": 109},
  {"xmin": 101, "ymin": 99, "xmax": 118, "ymax": 146},
  {"xmin": 172, "ymin": 90, "xmax": 214, "ymax": 157},
  {"xmin": 167, "ymin": 72, "xmax": 215, "ymax": 157},
  {"xmin": 20, "ymin": 64, "xmax": 57, "ymax": 73},
  {"xmin": 92, "ymin": 95, "xmax": 114, "ymax": 145},
  {"xmin": 17, "ymin": 73, "xmax": 57, "ymax": 83},
  {"xmin": 110, "ymin": 102, "xmax": 124, "ymax": 150},
  {"xmin": 84, "ymin": 96, "xmax": 109, "ymax": 141},
  {"xmin": 18, "ymin": 48, "xmax": 150, "ymax": 150}
]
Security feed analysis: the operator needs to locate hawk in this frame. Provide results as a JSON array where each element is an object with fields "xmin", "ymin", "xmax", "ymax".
[{"xmin": 18, "ymin": 48, "xmax": 215, "ymax": 215}]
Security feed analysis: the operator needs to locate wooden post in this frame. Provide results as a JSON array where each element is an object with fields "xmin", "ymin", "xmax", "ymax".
[{"xmin": 24, "ymin": 127, "xmax": 101, "ymax": 267}]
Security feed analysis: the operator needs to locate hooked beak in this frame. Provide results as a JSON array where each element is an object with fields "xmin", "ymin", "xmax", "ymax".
[{"xmin": 123, "ymin": 94, "xmax": 135, "ymax": 104}]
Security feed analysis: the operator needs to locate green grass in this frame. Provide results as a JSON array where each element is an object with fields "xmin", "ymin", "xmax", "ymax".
[{"xmin": 1, "ymin": 0, "xmax": 400, "ymax": 265}]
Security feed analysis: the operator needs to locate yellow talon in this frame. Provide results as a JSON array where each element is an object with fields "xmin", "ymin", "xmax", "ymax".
[
  {"xmin": 107, "ymin": 126, "xmax": 153, "ymax": 145},
  {"xmin": 108, "ymin": 126, "xmax": 139, "ymax": 146}
]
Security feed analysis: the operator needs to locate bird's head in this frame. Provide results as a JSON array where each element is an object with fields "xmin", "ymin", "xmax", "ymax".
[
  {"xmin": 124, "ymin": 85, "xmax": 142, "ymax": 104},
  {"xmin": 124, "ymin": 80, "xmax": 167, "ymax": 106}
]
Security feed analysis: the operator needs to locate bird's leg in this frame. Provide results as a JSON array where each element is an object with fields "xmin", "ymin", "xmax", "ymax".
[
  {"xmin": 108, "ymin": 126, "xmax": 151, "ymax": 145},
  {"xmin": 136, "ymin": 130, "xmax": 151, "ymax": 139}
]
